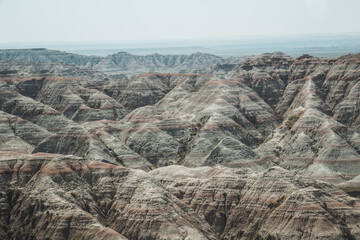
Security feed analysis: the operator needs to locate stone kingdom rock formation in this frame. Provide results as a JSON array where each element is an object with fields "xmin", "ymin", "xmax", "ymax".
[{"xmin": 0, "ymin": 49, "xmax": 360, "ymax": 239}]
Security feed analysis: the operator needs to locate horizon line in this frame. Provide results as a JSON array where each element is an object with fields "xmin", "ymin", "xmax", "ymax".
[{"xmin": 1, "ymin": 31, "xmax": 360, "ymax": 46}]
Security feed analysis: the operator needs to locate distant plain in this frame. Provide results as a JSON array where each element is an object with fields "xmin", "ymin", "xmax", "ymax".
[{"xmin": 1, "ymin": 33, "xmax": 359, "ymax": 58}]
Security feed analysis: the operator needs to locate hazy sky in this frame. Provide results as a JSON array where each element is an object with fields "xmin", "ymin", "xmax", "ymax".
[{"xmin": 0, "ymin": 0, "xmax": 359, "ymax": 43}]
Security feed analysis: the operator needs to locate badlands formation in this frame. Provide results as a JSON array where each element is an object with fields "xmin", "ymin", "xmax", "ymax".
[{"xmin": 0, "ymin": 49, "xmax": 359, "ymax": 239}]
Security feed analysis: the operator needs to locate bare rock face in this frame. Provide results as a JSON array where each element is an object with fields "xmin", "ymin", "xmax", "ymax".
[
  {"xmin": 338, "ymin": 174, "xmax": 360, "ymax": 198},
  {"xmin": 242, "ymin": 53, "xmax": 360, "ymax": 185},
  {"xmin": 1, "ymin": 50, "xmax": 360, "ymax": 239},
  {"xmin": 0, "ymin": 153, "xmax": 359, "ymax": 240},
  {"xmin": 1, "ymin": 52, "xmax": 360, "ymax": 180},
  {"xmin": 0, "ymin": 51, "xmax": 360, "ymax": 180},
  {"xmin": 151, "ymin": 165, "xmax": 360, "ymax": 240},
  {"xmin": 0, "ymin": 110, "xmax": 51, "ymax": 153},
  {"xmin": 0, "ymin": 153, "xmax": 217, "ymax": 240}
]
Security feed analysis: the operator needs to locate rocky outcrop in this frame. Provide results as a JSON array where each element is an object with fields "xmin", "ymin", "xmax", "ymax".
[
  {"xmin": 1, "ymin": 52, "xmax": 360, "ymax": 181},
  {"xmin": 150, "ymin": 165, "xmax": 360, "ymax": 240},
  {"xmin": 0, "ymin": 153, "xmax": 217, "ymax": 240},
  {"xmin": 1, "ymin": 50, "xmax": 360, "ymax": 239},
  {"xmin": 236, "ymin": 53, "xmax": 360, "ymax": 184},
  {"xmin": 0, "ymin": 110, "xmax": 51, "ymax": 153},
  {"xmin": 0, "ymin": 154, "xmax": 359, "ymax": 240}
]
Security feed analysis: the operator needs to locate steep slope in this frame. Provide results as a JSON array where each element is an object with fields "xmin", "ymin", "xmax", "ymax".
[
  {"xmin": 0, "ymin": 153, "xmax": 217, "ymax": 240},
  {"xmin": 82, "ymin": 73, "xmax": 276, "ymax": 169},
  {"xmin": 1, "ymin": 52, "xmax": 360, "ymax": 184},
  {"xmin": 233, "ymin": 53, "xmax": 360, "ymax": 184},
  {"xmin": 0, "ymin": 154, "xmax": 359, "ymax": 240},
  {"xmin": 0, "ymin": 50, "xmax": 360, "ymax": 239},
  {"xmin": 0, "ymin": 66, "xmax": 153, "ymax": 171},
  {"xmin": 151, "ymin": 165, "xmax": 360, "ymax": 240},
  {"xmin": 0, "ymin": 110, "xmax": 51, "ymax": 153}
]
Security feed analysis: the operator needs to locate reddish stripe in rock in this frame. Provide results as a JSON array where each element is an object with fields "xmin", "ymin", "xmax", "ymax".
[
  {"xmin": 283, "ymin": 157, "xmax": 313, "ymax": 162},
  {"xmin": 41, "ymin": 110, "xmax": 60, "ymax": 115},
  {"xmin": 33, "ymin": 162, "xmax": 126, "ymax": 176},
  {"xmin": 39, "ymin": 165, "xmax": 74, "ymax": 175},
  {"xmin": 87, "ymin": 161, "xmax": 126, "ymax": 170},
  {"xmin": 314, "ymin": 158, "xmax": 360, "ymax": 164},
  {"xmin": 0, "ymin": 118, "xmax": 25, "ymax": 123}
]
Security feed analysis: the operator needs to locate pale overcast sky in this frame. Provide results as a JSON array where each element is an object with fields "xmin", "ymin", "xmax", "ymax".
[{"xmin": 0, "ymin": 0, "xmax": 359, "ymax": 43}]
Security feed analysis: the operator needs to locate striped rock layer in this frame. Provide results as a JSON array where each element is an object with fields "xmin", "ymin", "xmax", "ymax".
[{"xmin": 0, "ymin": 51, "xmax": 360, "ymax": 239}]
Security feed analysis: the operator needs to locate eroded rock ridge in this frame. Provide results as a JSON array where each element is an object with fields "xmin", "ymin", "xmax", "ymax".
[{"xmin": 0, "ymin": 50, "xmax": 360, "ymax": 239}]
